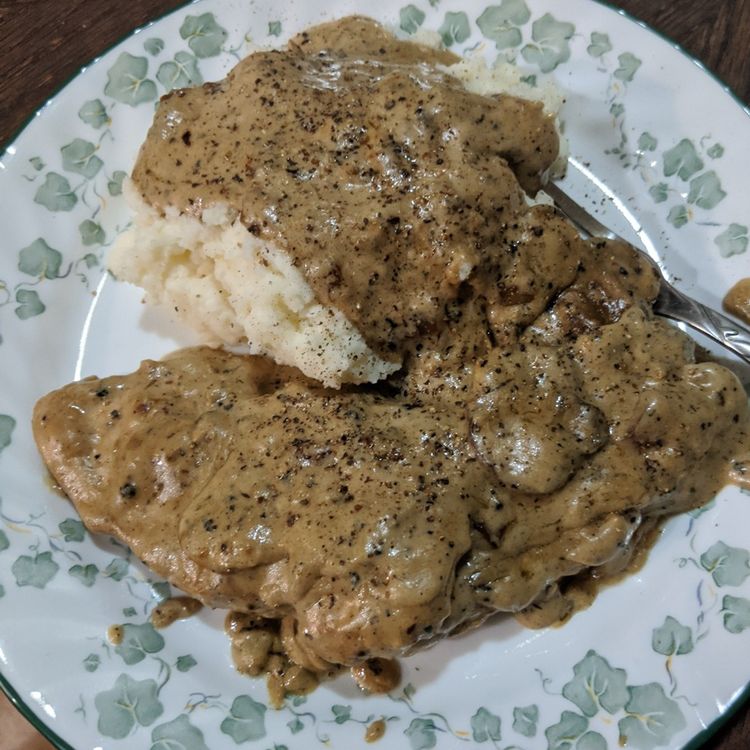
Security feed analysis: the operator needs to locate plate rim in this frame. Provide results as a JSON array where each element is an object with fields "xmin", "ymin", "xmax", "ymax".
[
  {"xmin": 0, "ymin": 669, "xmax": 74, "ymax": 750},
  {"xmin": 1, "ymin": 1, "xmax": 749, "ymax": 748}
]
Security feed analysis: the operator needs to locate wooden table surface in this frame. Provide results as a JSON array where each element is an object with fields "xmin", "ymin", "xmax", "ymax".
[{"xmin": 0, "ymin": 1, "xmax": 748, "ymax": 748}]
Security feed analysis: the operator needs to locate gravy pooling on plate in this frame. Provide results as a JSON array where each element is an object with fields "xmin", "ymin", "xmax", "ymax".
[
  {"xmin": 723, "ymin": 277, "xmax": 750, "ymax": 325},
  {"xmin": 32, "ymin": 16, "xmax": 750, "ymax": 701}
]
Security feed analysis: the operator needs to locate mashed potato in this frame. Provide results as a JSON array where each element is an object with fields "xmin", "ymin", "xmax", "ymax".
[{"xmin": 110, "ymin": 183, "xmax": 399, "ymax": 387}]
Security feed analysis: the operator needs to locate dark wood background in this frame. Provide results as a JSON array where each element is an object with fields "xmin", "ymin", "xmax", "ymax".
[{"xmin": 0, "ymin": 1, "xmax": 748, "ymax": 748}]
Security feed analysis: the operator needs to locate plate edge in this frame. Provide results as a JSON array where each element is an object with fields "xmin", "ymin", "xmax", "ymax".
[
  {"xmin": 1, "ymin": 2, "xmax": 749, "ymax": 749},
  {"xmin": 0, "ymin": 0, "xmax": 201, "ymax": 165},
  {"xmin": 0, "ymin": 668, "xmax": 76, "ymax": 750}
]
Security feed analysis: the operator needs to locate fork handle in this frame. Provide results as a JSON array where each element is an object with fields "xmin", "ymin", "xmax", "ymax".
[{"xmin": 655, "ymin": 282, "xmax": 750, "ymax": 365}]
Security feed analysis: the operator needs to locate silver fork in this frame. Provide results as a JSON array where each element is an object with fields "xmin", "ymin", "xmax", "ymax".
[{"xmin": 545, "ymin": 181, "xmax": 750, "ymax": 366}]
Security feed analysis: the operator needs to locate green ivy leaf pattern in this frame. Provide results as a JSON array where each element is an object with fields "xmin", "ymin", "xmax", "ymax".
[
  {"xmin": 476, "ymin": 0, "xmax": 531, "ymax": 49},
  {"xmin": 638, "ymin": 132, "xmax": 658, "ymax": 151},
  {"xmin": 34, "ymin": 172, "xmax": 77, "ymax": 211},
  {"xmin": 707, "ymin": 143, "xmax": 725, "ymax": 159},
  {"xmin": 29, "ymin": 156, "xmax": 44, "ymax": 171},
  {"xmin": 700, "ymin": 541, "xmax": 750, "ymax": 586},
  {"xmin": 61, "ymin": 139, "xmax": 104, "ymax": 179},
  {"xmin": 95, "ymin": 674, "xmax": 163, "ymax": 739},
  {"xmin": 614, "ymin": 52, "xmax": 642, "ymax": 82},
  {"xmin": 438, "ymin": 11, "xmax": 471, "ymax": 47},
  {"xmin": 78, "ymin": 99, "xmax": 109, "ymax": 129},
  {"xmin": 400, "ymin": 5, "xmax": 426, "ymax": 35},
  {"xmin": 176, "ymin": 655, "xmax": 197, "ymax": 672},
  {"xmin": 115, "ymin": 622, "xmax": 166, "ymax": 665},
  {"xmin": 562, "ymin": 650, "xmax": 628, "ymax": 717},
  {"xmin": 11, "ymin": 551, "xmax": 59, "ymax": 588},
  {"xmin": 287, "ymin": 717, "xmax": 304, "ymax": 734},
  {"xmin": 617, "ymin": 684, "xmax": 686, "ymax": 750},
  {"xmin": 108, "ymin": 170, "xmax": 127, "ymax": 196},
  {"xmin": 220, "ymin": 695, "xmax": 267, "ymax": 743},
  {"xmin": 0, "ymin": 584, "xmax": 4, "ymax": 598},
  {"xmin": 144, "ymin": 38, "xmax": 165, "ymax": 56},
  {"xmin": 687, "ymin": 170, "xmax": 726, "ymax": 209},
  {"xmin": 15, "ymin": 289, "xmax": 45, "ymax": 320},
  {"xmin": 609, "ymin": 102, "xmax": 624, "ymax": 118},
  {"xmin": 545, "ymin": 710, "xmax": 588, "ymax": 750},
  {"xmin": 715, "ymin": 224, "xmax": 748, "ymax": 257},
  {"xmin": 649, "ymin": 183, "xmax": 669, "ymax": 203},
  {"xmin": 332, "ymin": 704, "xmax": 352, "ymax": 724},
  {"xmin": 722, "ymin": 595, "xmax": 750, "ymax": 634},
  {"xmin": 18, "ymin": 238, "xmax": 63, "ymax": 280},
  {"xmin": 268, "ymin": 21, "xmax": 282, "ymax": 37},
  {"xmin": 83, "ymin": 653, "xmax": 100, "ymax": 673},
  {"xmin": 587, "ymin": 31, "xmax": 612, "ymax": 58},
  {"xmin": 521, "ymin": 13, "xmax": 574, "ymax": 73},
  {"xmin": 0, "ymin": 529, "xmax": 9, "ymax": 552},
  {"xmin": 0, "ymin": 415, "xmax": 16, "ymax": 457},
  {"xmin": 512, "ymin": 704, "xmax": 538, "ymax": 737},
  {"xmin": 157, "ymin": 51, "xmax": 203, "ymax": 91},
  {"xmin": 104, "ymin": 52, "xmax": 157, "ymax": 106},
  {"xmin": 663, "ymin": 139, "xmax": 704, "ymax": 181},
  {"xmin": 179, "ymin": 13, "xmax": 228, "ymax": 58},
  {"xmin": 151, "ymin": 715, "xmax": 209, "ymax": 750},
  {"xmin": 59, "ymin": 518, "xmax": 85, "ymax": 542},
  {"xmin": 470, "ymin": 707, "xmax": 501, "ymax": 742},
  {"xmin": 577, "ymin": 732, "xmax": 607, "ymax": 750},
  {"xmin": 404, "ymin": 717, "xmax": 438, "ymax": 750},
  {"xmin": 123, "ymin": 606, "xmax": 137, "ymax": 617},
  {"xmin": 104, "ymin": 557, "xmax": 129, "ymax": 581},
  {"xmin": 81, "ymin": 253, "xmax": 99, "ymax": 268},
  {"xmin": 69, "ymin": 563, "xmax": 98, "ymax": 587},
  {"xmin": 482, "ymin": 0, "xmax": 531, "ymax": 26},
  {"xmin": 652, "ymin": 616, "xmax": 694, "ymax": 656},
  {"xmin": 79, "ymin": 219, "xmax": 106, "ymax": 246},
  {"xmin": 485, "ymin": 25, "xmax": 522, "ymax": 49},
  {"xmin": 667, "ymin": 205, "xmax": 689, "ymax": 229}
]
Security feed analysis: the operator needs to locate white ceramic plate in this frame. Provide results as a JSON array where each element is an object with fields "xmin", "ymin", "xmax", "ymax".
[{"xmin": 1, "ymin": 1, "xmax": 750, "ymax": 748}]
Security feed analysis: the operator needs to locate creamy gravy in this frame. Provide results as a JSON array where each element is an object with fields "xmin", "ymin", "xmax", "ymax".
[
  {"xmin": 33, "ymin": 323, "xmax": 750, "ymax": 682},
  {"xmin": 225, "ymin": 612, "xmax": 326, "ymax": 708},
  {"xmin": 365, "ymin": 719, "xmax": 387, "ymax": 743},
  {"xmin": 32, "ymin": 16, "xmax": 750, "ymax": 704},
  {"xmin": 132, "ymin": 16, "xmax": 558, "ymax": 361},
  {"xmin": 723, "ymin": 277, "xmax": 750, "ymax": 326},
  {"xmin": 107, "ymin": 625, "xmax": 124, "ymax": 645},
  {"xmin": 150, "ymin": 596, "xmax": 203, "ymax": 628}
]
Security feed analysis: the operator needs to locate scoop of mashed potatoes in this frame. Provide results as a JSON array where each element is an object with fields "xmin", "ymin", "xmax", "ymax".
[{"xmin": 110, "ymin": 184, "xmax": 398, "ymax": 387}]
